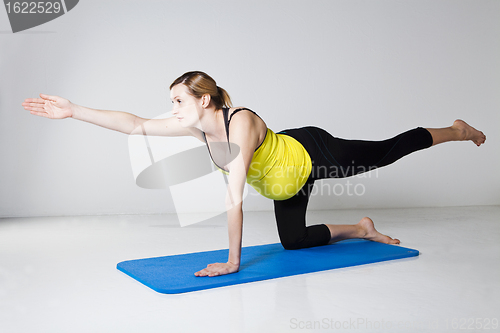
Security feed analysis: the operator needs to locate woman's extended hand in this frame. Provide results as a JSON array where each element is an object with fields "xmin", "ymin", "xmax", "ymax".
[
  {"xmin": 22, "ymin": 94, "xmax": 74, "ymax": 119},
  {"xmin": 194, "ymin": 262, "xmax": 239, "ymax": 277}
]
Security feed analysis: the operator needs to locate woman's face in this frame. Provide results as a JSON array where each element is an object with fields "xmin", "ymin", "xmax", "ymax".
[{"xmin": 170, "ymin": 84, "xmax": 202, "ymax": 128}]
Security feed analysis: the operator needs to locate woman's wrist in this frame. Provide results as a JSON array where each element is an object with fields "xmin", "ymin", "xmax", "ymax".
[
  {"xmin": 70, "ymin": 103, "xmax": 83, "ymax": 119},
  {"xmin": 227, "ymin": 261, "xmax": 240, "ymax": 273},
  {"xmin": 228, "ymin": 260, "xmax": 240, "ymax": 267},
  {"xmin": 227, "ymin": 252, "xmax": 240, "ymax": 267}
]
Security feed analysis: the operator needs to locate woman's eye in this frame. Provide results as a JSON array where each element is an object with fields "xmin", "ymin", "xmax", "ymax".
[{"xmin": 177, "ymin": 100, "xmax": 182, "ymax": 103}]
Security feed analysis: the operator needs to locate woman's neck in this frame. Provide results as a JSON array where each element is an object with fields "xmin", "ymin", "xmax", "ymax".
[{"xmin": 197, "ymin": 107, "xmax": 224, "ymax": 139}]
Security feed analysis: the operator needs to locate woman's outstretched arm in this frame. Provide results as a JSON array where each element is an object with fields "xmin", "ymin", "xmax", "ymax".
[{"xmin": 22, "ymin": 93, "xmax": 194, "ymax": 137}]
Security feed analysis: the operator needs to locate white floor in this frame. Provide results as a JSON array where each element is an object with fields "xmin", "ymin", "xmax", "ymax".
[{"xmin": 1, "ymin": 206, "xmax": 499, "ymax": 333}]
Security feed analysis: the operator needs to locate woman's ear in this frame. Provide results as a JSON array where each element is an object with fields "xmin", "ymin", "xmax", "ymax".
[{"xmin": 201, "ymin": 93, "xmax": 211, "ymax": 108}]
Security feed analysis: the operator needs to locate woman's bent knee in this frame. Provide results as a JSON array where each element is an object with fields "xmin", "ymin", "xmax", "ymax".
[{"xmin": 280, "ymin": 238, "xmax": 305, "ymax": 250}]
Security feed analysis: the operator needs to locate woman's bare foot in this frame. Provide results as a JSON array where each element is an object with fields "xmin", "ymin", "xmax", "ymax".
[
  {"xmin": 357, "ymin": 217, "xmax": 400, "ymax": 245},
  {"xmin": 452, "ymin": 119, "xmax": 486, "ymax": 146}
]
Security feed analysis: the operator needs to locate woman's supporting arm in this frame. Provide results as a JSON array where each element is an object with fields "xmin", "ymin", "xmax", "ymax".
[{"xmin": 194, "ymin": 111, "xmax": 261, "ymax": 277}]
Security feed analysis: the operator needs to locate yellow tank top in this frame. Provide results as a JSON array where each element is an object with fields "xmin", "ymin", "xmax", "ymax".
[{"xmin": 207, "ymin": 127, "xmax": 312, "ymax": 201}]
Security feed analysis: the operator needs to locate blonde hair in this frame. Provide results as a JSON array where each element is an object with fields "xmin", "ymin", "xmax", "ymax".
[{"xmin": 170, "ymin": 71, "xmax": 232, "ymax": 109}]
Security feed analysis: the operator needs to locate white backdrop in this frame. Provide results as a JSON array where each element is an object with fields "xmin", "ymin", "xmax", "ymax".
[{"xmin": 1, "ymin": 0, "xmax": 498, "ymax": 218}]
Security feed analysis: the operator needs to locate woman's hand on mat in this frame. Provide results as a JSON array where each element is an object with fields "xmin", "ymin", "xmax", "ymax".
[
  {"xmin": 23, "ymin": 94, "xmax": 74, "ymax": 119},
  {"xmin": 194, "ymin": 261, "xmax": 239, "ymax": 277}
]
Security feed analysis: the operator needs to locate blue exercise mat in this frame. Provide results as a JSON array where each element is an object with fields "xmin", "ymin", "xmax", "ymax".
[{"xmin": 117, "ymin": 239, "xmax": 418, "ymax": 294}]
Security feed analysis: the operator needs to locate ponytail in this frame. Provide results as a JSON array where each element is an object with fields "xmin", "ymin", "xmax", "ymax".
[{"xmin": 216, "ymin": 86, "xmax": 232, "ymax": 109}]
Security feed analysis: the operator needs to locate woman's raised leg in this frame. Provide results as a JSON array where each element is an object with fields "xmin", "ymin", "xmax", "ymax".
[{"xmin": 275, "ymin": 120, "xmax": 485, "ymax": 250}]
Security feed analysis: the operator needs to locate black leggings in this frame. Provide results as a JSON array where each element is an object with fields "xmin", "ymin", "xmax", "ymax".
[{"xmin": 273, "ymin": 126, "xmax": 433, "ymax": 250}]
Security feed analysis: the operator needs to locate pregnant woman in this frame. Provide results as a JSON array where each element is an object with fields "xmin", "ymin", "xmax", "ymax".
[{"xmin": 22, "ymin": 71, "xmax": 486, "ymax": 277}]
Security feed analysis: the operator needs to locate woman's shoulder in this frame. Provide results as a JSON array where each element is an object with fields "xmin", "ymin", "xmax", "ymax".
[{"xmin": 227, "ymin": 107, "xmax": 268, "ymax": 150}]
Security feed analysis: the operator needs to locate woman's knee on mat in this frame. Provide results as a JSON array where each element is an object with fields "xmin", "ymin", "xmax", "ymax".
[
  {"xmin": 279, "ymin": 236, "xmax": 307, "ymax": 250},
  {"xmin": 278, "ymin": 224, "xmax": 331, "ymax": 250}
]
